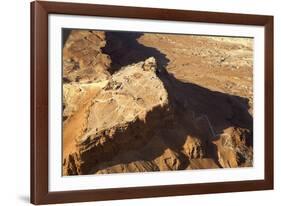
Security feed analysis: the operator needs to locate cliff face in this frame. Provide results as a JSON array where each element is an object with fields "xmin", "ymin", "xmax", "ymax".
[{"xmin": 63, "ymin": 30, "xmax": 253, "ymax": 175}]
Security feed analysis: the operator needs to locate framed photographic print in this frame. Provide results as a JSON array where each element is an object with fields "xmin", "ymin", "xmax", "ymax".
[{"xmin": 30, "ymin": 1, "xmax": 274, "ymax": 204}]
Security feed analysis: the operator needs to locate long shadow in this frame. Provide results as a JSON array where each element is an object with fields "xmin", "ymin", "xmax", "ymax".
[
  {"xmin": 102, "ymin": 32, "xmax": 169, "ymax": 73},
  {"xmin": 62, "ymin": 28, "xmax": 72, "ymax": 46},
  {"xmin": 80, "ymin": 31, "xmax": 253, "ymax": 174}
]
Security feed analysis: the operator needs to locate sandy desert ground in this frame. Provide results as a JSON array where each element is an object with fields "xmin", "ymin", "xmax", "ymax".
[{"xmin": 62, "ymin": 30, "xmax": 253, "ymax": 175}]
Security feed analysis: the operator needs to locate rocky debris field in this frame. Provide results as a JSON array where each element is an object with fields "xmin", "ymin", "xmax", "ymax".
[{"xmin": 62, "ymin": 30, "xmax": 253, "ymax": 175}]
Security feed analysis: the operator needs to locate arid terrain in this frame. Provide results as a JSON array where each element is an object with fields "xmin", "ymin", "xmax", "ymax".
[{"xmin": 62, "ymin": 29, "xmax": 253, "ymax": 175}]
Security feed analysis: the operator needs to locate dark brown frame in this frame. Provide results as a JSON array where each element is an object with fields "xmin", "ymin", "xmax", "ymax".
[{"xmin": 31, "ymin": 0, "xmax": 274, "ymax": 204}]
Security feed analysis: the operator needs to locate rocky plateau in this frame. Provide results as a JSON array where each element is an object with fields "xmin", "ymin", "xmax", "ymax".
[{"xmin": 62, "ymin": 30, "xmax": 253, "ymax": 175}]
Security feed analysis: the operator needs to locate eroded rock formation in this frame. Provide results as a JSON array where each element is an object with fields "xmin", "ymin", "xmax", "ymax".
[
  {"xmin": 63, "ymin": 54, "xmax": 172, "ymax": 175},
  {"xmin": 63, "ymin": 30, "xmax": 111, "ymax": 83}
]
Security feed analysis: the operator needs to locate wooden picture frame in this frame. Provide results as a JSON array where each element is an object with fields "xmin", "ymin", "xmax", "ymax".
[{"xmin": 31, "ymin": 0, "xmax": 274, "ymax": 204}]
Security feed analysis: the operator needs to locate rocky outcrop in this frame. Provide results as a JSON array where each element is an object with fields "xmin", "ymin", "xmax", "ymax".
[
  {"xmin": 63, "ymin": 30, "xmax": 111, "ymax": 83},
  {"xmin": 214, "ymin": 127, "xmax": 253, "ymax": 168},
  {"xmin": 63, "ymin": 57, "xmax": 171, "ymax": 175},
  {"xmin": 183, "ymin": 135, "xmax": 205, "ymax": 159}
]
